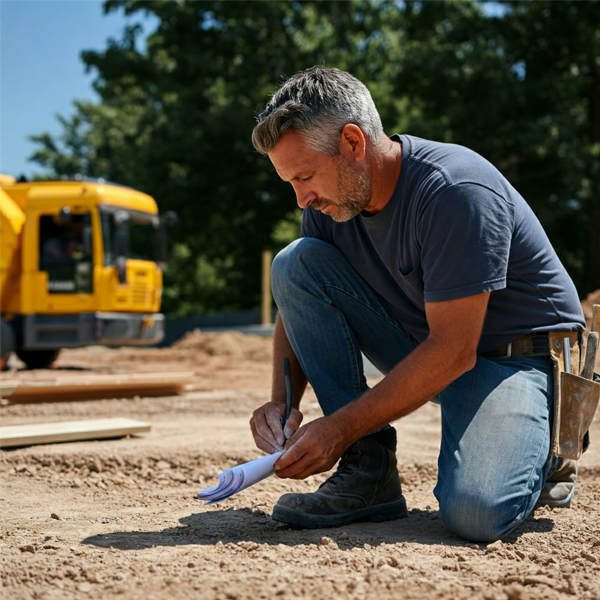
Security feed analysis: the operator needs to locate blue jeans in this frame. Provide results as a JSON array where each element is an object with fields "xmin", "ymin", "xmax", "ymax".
[{"xmin": 271, "ymin": 238, "xmax": 559, "ymax": 542}]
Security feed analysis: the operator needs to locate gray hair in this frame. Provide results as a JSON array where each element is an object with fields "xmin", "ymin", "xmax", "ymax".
[{"xmin": 252, "ymin": 67, "xmax": 384, "ymax": 156}]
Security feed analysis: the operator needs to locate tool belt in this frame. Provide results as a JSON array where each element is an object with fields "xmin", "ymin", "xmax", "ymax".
[
  {"xmin": 481, "ymin": 333, "xmax": 553, "ymax": 359},
  {"xmin": 482, "ymin": 332, "xmax": 600, "ymax": 460}
]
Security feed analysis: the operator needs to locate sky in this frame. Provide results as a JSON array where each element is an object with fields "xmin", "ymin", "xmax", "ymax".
[{"xmin": 0, "ymin": 0, "xmax": 157, "ymax": 179}]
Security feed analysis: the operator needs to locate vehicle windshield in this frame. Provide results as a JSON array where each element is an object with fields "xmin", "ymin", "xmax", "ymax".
[{"xmin": 99, "ymin": 206, "xmax": 163, "ymax": 265}]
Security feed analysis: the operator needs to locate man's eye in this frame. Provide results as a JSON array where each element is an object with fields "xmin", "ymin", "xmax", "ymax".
[{"xmin": 302, "ymin": 176, "xmax": 313, "ymax": 182}]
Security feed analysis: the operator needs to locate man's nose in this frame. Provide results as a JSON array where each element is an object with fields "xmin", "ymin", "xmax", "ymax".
[{"xmin": 295, "ymin": 187, "xmax": 317, "ymax": 209}]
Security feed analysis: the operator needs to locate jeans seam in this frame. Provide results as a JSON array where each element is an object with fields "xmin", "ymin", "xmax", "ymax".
[
  {"xmin": 297, "ymin": 247, "xmax": 414, "ymax": 341},
  {"xmin": 526, "ymin": 399, "xmax": 552, "ymax": 494},
  {"xmin": 337, "ymin": 309, "xmax": 365, "ymax": 398},
  {"xmin": 294, "ymin": 251, "xmax": 373, "ymax": 403},
  {"xmin": 294, "ymin": 252, "xmax": 334, "ymax": 306},
  {"xmin": 504, "ymin": 399, "xmax": 552, "ymax": 533},
  {"xmin": 322, "ymin": 283, "xmax": 415, "ymax": 341}
]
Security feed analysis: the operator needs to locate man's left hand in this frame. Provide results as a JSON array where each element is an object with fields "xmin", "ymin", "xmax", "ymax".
[{"xmin": 273, "ymin": 416, "xmax": 348, "ymax": 479}]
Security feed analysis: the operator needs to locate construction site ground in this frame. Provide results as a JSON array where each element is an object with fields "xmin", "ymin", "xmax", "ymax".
[{"xmin": 1, "ymin": 328, "xmax": 600, "ymax": 600}]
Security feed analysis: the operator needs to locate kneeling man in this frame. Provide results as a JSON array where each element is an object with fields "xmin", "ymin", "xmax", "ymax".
[{"xmin": 249, "ymin": 67, "xmax": 586, "ymax": 542}]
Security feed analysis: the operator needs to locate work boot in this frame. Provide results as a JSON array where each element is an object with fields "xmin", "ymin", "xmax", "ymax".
[
  {"xmin": 272, "ymin": 427, "xmax": 408, "ymax": 528},
  {"xmin": 536, "ymin": 458, "xmax": 577, "ymax": 509}
]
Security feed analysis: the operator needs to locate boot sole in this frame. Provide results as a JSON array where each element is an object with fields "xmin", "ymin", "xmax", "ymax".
[
  {"xmin": 535, "ymin": 483, "xmax": 576, "ymax": 509},
  {"xmin": 272, "ymin": 496, "xmax": 408, "ymax": 529}
]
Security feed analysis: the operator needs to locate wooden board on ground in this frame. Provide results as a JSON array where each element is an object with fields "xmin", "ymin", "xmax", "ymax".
[
  {"xmin": 0, "ymin": 417, "xmax": 151, "ymax": 448},
  {"xmin": 0, "ymin": 382, "xmax": 19, "ymax": 399},
  {"xmin": 0, "ymin": 372, "xmax": 194, "ymax": 404}
]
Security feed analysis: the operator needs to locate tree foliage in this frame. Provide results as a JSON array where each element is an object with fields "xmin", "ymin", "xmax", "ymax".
[
  {"xmin": 377, "ymin": 0, "xmax": 600, "ymax": 295},
  {"xmin": 30, "ymin": 0, "xmax": 600, "ymax": 314}
]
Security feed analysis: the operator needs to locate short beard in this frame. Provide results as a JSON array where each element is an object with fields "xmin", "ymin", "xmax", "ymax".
[{"xmin": 329, "ymin": 156, "xmax": 372, "ymax": 222}]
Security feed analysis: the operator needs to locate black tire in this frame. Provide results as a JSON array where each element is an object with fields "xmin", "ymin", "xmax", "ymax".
[
  {"xmin": 15, "ymin": 349, "xmax": 60, "ymax": 369},
  {"xmin": 1, "ymin": 319, "xmax": 16, "ymax": 370}
]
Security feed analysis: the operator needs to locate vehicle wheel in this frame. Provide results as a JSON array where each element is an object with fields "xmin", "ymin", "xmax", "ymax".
[
  {"xmin": 1, "ymin": 319, "xmax": 15, "ymax": 369},
  {"xmin": 15, "ymin": 349, "xmax": 60, "ymax": 369}
]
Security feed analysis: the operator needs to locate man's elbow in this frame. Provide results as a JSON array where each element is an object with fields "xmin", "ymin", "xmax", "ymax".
[
  {"xmin": 461, "ymin": 348, "xmax": 477, "ymax": 375},
  {"xmin": 455, "ymin": 347, "xmax": 478, "ymax": 376},
  {"xmin": 427, "ymin": 333, "xmax": 480, "ymax": 379}
]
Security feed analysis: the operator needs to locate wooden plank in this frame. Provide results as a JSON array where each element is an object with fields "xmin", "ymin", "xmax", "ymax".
[
  {"xmin": 0, "ymin": 418, "xmax": 151, "ymax": 448},
  {"xmin": 0, "ymin": 382, "xmax": 19, "ymax": 399},
  {"xmin": 0, "ymin": 371, "xmax": 194, "ymax": 403}
]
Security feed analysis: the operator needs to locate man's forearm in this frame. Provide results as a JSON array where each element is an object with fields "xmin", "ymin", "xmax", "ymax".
[
  {"xmin": 273, "ymin": 292, "xmax": 489, "ymax": 479},
  {"xmin": 330, "ymin": 333, "xmax": 475, "ymax": 448},
  {"xmin": 271, "ymin": 314, "xmax": 308, "ymax": 409}
]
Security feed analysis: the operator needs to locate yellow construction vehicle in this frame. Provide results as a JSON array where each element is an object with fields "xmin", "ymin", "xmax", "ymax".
[{"xmin": 0, "ymin": 174, "xmax": 173, "ymax": 369}]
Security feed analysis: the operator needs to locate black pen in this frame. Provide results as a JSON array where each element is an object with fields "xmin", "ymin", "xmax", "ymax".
[{"xmin": 280, "ymin": 357, "xmax": 292, "ymax": 433}]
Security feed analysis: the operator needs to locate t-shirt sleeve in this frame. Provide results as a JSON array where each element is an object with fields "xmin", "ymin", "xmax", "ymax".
[{"xmin": 419, "ymin": 182, "xmax": 514, "ymax": 302}]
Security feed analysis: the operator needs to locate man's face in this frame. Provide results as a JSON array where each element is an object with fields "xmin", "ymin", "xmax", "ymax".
[{"xmin": 268, "ymin": 131, "xmax": 371, "ymax": 223}]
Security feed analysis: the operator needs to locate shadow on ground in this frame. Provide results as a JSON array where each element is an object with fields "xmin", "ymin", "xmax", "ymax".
[
  {"xmin": 16, "ymin": 366, "xmax": 94, "ymax": 372},
  {"xmin": 81, "ymin": 507, "xmax": 554, "ymax": 551}
]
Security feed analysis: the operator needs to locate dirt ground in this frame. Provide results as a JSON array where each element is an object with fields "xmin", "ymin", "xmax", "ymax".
[{"xmin": 1, "ymin": 328, "xmax": 600, "ymax": 600}]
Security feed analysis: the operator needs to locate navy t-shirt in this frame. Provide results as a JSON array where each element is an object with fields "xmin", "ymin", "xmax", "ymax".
[{"xmin": 301, "ymin": 134, "xmax": 585, "ymax": 353}]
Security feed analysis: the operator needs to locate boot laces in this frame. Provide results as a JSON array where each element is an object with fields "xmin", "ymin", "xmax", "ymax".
[{"xmin": 319, "ymin": 442, "xmax": 362, "ymax": 489}]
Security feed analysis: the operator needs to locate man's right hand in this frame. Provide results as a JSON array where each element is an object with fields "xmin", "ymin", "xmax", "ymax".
[{"xmin": 250, "ymin": 402, "xmax": 304, "ymax": 454}]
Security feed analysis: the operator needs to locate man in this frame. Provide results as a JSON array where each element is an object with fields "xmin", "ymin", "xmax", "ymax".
[{"xmin": 249, "ymin": 67, "xmax": 586, "ymax": 542}]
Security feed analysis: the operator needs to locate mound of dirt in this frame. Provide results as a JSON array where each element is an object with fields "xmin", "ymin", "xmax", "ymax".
[{"xmin": 172, "ymin": 329, "xmax": 273, "ymax": 362}]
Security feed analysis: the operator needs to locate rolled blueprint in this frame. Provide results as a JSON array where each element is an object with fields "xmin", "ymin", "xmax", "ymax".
[{"xmin": 197, "ymin": 451, "xmax": 284, "ymax": 505}]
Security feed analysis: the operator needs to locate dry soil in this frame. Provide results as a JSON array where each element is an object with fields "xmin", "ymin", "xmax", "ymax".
[{"xmin": 1, "ymin": 330, "xmax": 600, "ymax": 600}]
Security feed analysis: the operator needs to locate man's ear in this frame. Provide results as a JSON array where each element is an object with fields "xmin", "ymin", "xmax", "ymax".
[{"xmin": 339, "ymin": 124, "xmax": 366, "ymax": 162}]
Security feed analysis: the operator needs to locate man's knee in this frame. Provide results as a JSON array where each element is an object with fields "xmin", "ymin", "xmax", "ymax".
[
  {"xmin": 438, "ymin": 487, "xmax": 528, "ymax": 543},
  {"xmin": 271, "ymin": 237, "xmax": 334, "ymax": 299}
]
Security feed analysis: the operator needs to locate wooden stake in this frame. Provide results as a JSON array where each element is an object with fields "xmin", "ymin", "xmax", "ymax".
[
  {"xmin": 592, "ymin": 304, "xmax": 599, "ymax": 333},
  {"xmin": 262, "ymin": 249, "xmax": 273, "ymax": 325}
]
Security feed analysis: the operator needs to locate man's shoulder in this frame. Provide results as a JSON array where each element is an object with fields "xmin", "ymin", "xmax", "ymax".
[{"xmin": 399, "ymin": 135, "xmax": 504, "ymax": 189}]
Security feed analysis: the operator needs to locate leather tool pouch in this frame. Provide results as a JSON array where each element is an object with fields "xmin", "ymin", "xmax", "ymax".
[{"xmin": 549, "ymin": 332, "xmax": 600, "ymax": 460}]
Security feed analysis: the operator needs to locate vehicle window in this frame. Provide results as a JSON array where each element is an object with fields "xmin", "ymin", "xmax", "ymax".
[
  {"xmin": 39, "ymin": 213, "xmax": 93, "ymax": 294},
  {"xmin": 129, "ymin": 214, "xmax": 158, "ymax": 261},
  {"xmin": 100, "ymin": 207, "xmax": 160, "ymax": 265}
]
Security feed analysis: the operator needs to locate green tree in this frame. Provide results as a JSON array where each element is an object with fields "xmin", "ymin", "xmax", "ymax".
[
  {"xmin": 31, "ymin": 0, "xmax": 392, "ymax": 314},
  {"xmin": 363, "ymin": 0, "xmax": 600, "ymax": 293},
  {"xmin": 30, "ymin": 0, "xmax": 600, "ymax": 314},
  {"xmin": 501, "ymin": 0, "xmax": 600, "ymax": 294}
]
